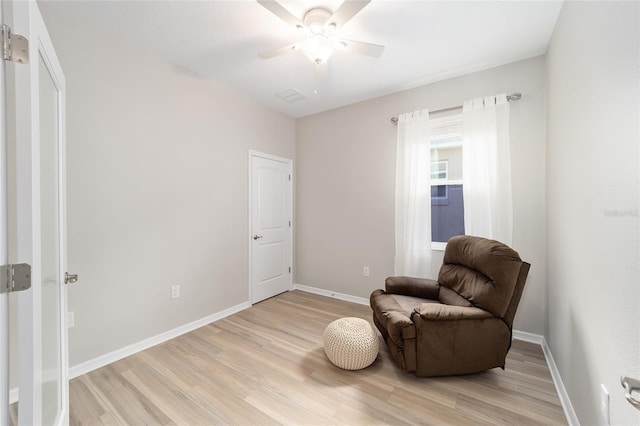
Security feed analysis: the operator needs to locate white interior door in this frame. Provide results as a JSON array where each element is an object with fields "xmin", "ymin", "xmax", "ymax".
[
  {"xmin": 250, "ymin": 152, "xmax": 292, "ymax": 304},
  {"xmin": 1, "ymin": 1, "xmax": 69, "ymax": 425},
  {"xmin": 1, "ymin": 4, "xmax": 10, "ymax": 426}
]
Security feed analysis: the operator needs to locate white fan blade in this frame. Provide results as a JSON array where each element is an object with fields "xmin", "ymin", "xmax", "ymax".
[
  {"xmin": 327, "ymin": 0, "xmax": 371, "ymax": 29},
  {"xmin": 258, "ymin": 0, "xmax": 306, "ymax": 30},
  {"xmin": 337, "ymin": 39, "xmax": 384, "ymax": 57},
  {"xmin": 258, "ymin": 43, "xmax": 300, "ymax": 59}
]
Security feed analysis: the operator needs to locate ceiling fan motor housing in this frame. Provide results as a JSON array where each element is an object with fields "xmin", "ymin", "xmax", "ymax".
[{"xmin": 304, "ymin": 8, "xmax": 333, "ymax": 34}]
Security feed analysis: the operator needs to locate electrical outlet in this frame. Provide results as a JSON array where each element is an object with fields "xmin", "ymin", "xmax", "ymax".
[
  {"xmin": 67, "ymin": 311, "xmax": 75, "ymax": 328},
  {"xmin": 363, "ymin": 266, "xmax": 370, "ymax": 277},
  {"xmin": 601, "ymin": 384, "xmax": 610, "ymax": 425},
  {"xmin": 171, "ymin": 285, "xmax": 180, "ymax": 299}
]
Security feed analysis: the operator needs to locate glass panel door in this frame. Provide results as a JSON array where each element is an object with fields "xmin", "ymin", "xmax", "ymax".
[
  {"xmin": 4, "ymin": 1, "xmax": 68, "ymax": 424},
  {"xmin": 0, "ymin": 1, "xmax": 10, "ymax": 423},
  {"xmin": 38, "ymin": 52, "xmax": 62, "ymax": 425}
]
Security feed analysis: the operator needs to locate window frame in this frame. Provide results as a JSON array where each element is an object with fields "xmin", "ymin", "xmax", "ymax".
[{"xmin": 429, "ymin": 114, "xmax": 463, "ymax": 251}]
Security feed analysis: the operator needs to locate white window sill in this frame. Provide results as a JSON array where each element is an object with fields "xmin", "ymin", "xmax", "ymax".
[{"xmin": 431, "ymin": 242, "xmax": 447, "ymax": 251}]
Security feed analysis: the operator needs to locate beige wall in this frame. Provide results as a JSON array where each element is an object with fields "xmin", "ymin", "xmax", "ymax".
[
  {"xmin": 546, "ymin": 1, "xmax": 640, "ymax": 424},
  {"xmin": 39, "ymin": 5, "xmax": 296, "ymax": 366},
  {"xmin": 296, "ymin": 56, "xmax": 547, "ymax": 334}
]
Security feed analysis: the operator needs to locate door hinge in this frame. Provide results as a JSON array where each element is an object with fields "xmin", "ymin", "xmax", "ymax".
[
  {"xmin": 289, "ymin": 220, "xmax": 291, "ymax": 227},
  {"xmin": 288, "ymin": 174, "xmax": 291, "ymax": 181},
  {"xmin": 288, "ymin": 266, "xmax": 291, "ymax": 274},
  {"xmin": 2, "ymin": 24, "xmax": 29, "ymax": 64},
  {"xmin": 1, "ymin": 263, "xmax": 32, "ymax": 293}
]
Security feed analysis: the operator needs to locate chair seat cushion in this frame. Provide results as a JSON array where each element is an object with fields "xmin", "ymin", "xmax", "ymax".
[{"xmin": 370, "ymin": 290, "xmax": 438, "ymax": 347}]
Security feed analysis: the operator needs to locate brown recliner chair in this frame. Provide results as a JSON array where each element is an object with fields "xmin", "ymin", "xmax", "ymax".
[{"xmin": 370, "ymin": 235, "xmax": 530, "ymax": 377}]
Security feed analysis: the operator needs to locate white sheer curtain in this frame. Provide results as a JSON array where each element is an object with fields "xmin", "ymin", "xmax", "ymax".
[
  {"xmin": 394, "ymin": 110, "xmax": 432, "ymax": 277},
  {"xmin": 462, "ymin": 94, "xmax": 513, "ymax": 245}
]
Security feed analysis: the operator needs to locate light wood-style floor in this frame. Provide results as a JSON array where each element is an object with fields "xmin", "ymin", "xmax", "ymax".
[{"xmin": 67, "ymin": 290, "xmax": 567, "ymax": 425}]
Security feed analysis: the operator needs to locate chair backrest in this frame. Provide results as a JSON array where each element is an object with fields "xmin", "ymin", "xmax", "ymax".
[{"xmin": 437, "ymin": 235, "xmax": 530, "ymax": 328}]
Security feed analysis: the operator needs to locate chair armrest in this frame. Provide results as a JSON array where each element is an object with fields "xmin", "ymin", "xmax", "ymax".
[
  {"xmin": 413, "ymin": 303, "xmax": 494, "ymax": 321},
  {"xmin": 411, "ymin": 303, "xmax": 511, "ymax": 377},
  {"xmin": 385, "ymin": 276, "xmax": 440, "ymax": 300}
]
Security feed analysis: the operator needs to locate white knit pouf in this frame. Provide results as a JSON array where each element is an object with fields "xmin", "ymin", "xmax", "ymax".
[{"xmin": 323, "ymin": 317, "xmax": 379, "ymax": 370}]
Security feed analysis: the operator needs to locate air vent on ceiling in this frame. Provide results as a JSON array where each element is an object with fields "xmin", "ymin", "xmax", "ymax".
[{"xmin": 276, "ymin": 89, "xmax": 306, "ymax": 103}]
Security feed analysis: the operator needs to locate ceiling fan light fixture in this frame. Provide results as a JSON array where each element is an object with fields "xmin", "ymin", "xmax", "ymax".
[
  {"xmin": 257, "ymin": 0, "xmax": 385, "ymax": 65},
  {"xmin": 309, "ymin": 22, "xmax": 324, "ymax": 34},
  {"xmin": 303, "ymin": 34, "xmax": 334, "ymax": 64}
]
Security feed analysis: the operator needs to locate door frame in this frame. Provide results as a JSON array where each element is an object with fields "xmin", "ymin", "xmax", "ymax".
[{"xmin": 247, "ymin": 150, "xmax": 293, "ymax": 304}]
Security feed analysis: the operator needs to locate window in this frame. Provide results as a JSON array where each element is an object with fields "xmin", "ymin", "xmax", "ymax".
[
  {"xmin": 431, "ymin": 184, "xmax": 448, "ymax": 200},
  {"xmin": 430, "ymin": 115, "xmax": 465, "ymax": 248},
  {"xmin": 430, "ymin": 161, "xmax": 448, "ymax": 180}
]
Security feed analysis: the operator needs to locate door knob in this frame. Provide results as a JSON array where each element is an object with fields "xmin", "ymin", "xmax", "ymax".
[
  {"xmin": 621, "ymin": 376, "xmax": 640, "ymax": 410},
  {"xmin": 65, "ymin": 272, "xmax": 78, "ymax": 285},
  {"xmin": 253, "ymin": 234, "xmax": 263, "ymax": 240}
]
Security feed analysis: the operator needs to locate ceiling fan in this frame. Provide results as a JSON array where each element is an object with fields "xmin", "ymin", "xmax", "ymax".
[{"xmin": 257, "ymin": 0, "xmax": 385, "ymax": 65}]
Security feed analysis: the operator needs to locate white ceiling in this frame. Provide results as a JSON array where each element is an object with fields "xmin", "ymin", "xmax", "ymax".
[{"xmin": 39, "ymin": 0, "xmax": 563, "ymax": 118}]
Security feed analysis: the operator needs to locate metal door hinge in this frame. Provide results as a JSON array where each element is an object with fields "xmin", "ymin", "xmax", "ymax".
[
  {"xmin": 288, "ymin": 266, "xmax": 291, "ymax": 273},
  {"xmin": 1, "ymin": 263, "xmax": 32, "ymax": 293},
  {"xmin": 2, "ymin": 24, "xmax": 29, "ymax": 64}
]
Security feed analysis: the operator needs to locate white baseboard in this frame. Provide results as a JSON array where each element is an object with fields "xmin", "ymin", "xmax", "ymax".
[
  {"xmin": 512, "ymin": 330, "xmax": 578, "ymax": 425},
  {"xmin": 541, "ymin": 337, "xmax": 579, "ymax": 425},
  {"xmin": 293, "ymin": 283, "xmax": 369, "ymax": 306},
  {"xmin": 512, "ymin": 329, "xmax": 544, "ymax": 344},
  {"xmin": 294, "ymin": 283, "xmax": 578, "ymax": 426},
  {"xmin": 69, "ymin": 301, "xmax": 250, "ymax": 379}
]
